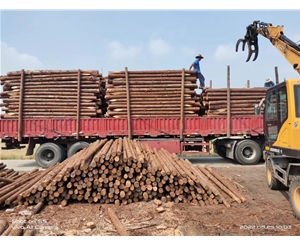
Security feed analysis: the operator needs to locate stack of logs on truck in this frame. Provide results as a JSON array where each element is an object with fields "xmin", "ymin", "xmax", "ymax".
[{"xmin": 0, "ymin": 66, "xmax": 267, "ymax": 167}]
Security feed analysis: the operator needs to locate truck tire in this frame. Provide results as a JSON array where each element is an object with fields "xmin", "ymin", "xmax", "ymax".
[
  {"xmin": 266, "ymin": 158, "xmax": 287, "ymax": 190},
  {"xmin": 57, "ymin": 144, "xmax": 67, "ymax": 161},
  {"xmin": 35, "ymin": 143, "xmax": 65, "ymax": 168},
  {"xmin": 234, "ymin": 139, "xmax": 261, "ymax": 165},
  {"xmin": 67, "ymin": 141, "xmax": 90, "ymax": 158},
  {"xmin": 289, "ymin": 176, "xmax": 300, "ymax": 221}
]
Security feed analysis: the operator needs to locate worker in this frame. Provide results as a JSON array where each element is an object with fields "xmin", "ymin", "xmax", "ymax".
[
  {"xmin": 264, "ymin": 78, "xmax": 275, "ymax": 87},
  {"xmin": 189, "ymin": 54, "xmax": 205, "ymax": 89}
]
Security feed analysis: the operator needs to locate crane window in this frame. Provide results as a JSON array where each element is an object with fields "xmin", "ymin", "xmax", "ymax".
[
  {"xmin": 265, "ymin": 90, "xmax": 277, "ymax": 120},
  {"xmin": 295, "ymin": 85, "xmax": 300, "ymax": 118},
  {"xmin": 278, "ymin": 86, "xmax": 287, "ymax": 123},
  {"xmin": 265, "ymin": 90, "xmax": 278, "ymax": 141}
]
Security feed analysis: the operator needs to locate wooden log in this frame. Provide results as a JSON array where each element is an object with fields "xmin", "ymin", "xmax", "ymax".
[
  {"xmin": 23, "ymin": 229, "xmax": 35, "ymax": 236},
  {"xmin": 0, "ymin": 220, "xmax": 8, "ymax": 235},
  {"xmin": 106, "ymin": 114, "xmax": 197, "ymax": 119},
  {"xmin": 1, "ymin": 224, "xmax": 12, "ymax": 236},
  {"xmin": 0, "ymin": 177, "xmax": 14, "ymax": 184},
  {"xmin": 9, "ymin": 83, "xmax": 100, "ymax": 89},
  {"xmin": 108, "ymin": 100, "xmax": 197, "ymax": 105},
  {"xmin": 198, "ymin": 166, "xmax": 241, "ymax": 204},
  {"xmin": 203, "ymin": 95, "xmax": 265, "ymax": 100},
  {"xmin": 107, "ymin": 87, "xmax": 196, "ymax": 93},
  {"xmin": 195, "ymin": 166, "xmax": 230, "ymax": 207},
  {"xmin": 107, "ymin": 207, "xmax": 129, "ymax": 236},
  {"xmin": 6, "ymin": 69, "xmax": 99, "ymax": 76},
  {"xmin": 108, "ymin": 69, "xmax": 196, "ymax": 75},
  {"xmin": 205, "ymin": 165, "xmax": 246, "ymax": 202},
  {"xmin": 32, "ymin": 201, "xmax": 45, "ymax": 214},
  {"xmin": 111, "ymin": 81, "xmax": 197, "ymax": 87},
  {"xmin": 109, "ymin": 107, "xmax": 200, "ymax": 112},
  {"xmin": 8, "ymin": 223, "xmax": 24, "ymax": 236},
  {"xmin": 202, "ymin": 88, "xmax": 268, "ymax": 92}
]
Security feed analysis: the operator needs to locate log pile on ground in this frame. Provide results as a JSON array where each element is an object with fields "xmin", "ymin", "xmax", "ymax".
[
  {"xmin": 0, "ymin": 163, "xmax": 28, "ymax": 189},
  {"xmin": 105, "ymin": 70, "xmax": 201, "ymax": 118},
  {"xmin": 0, "ymin": 70, "xmax": 105, "ymax": 119},
  {"xmin": 200, "ymin": 87, "xmax": 268, "ymax": 116},
  {"xmin": 0, "ymin": 138, "xmax": 245, "ymax": 209}
]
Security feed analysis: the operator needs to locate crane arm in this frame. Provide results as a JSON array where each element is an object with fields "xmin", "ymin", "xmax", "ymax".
[{"xmin": 236, "ymin": 20, "xmax": 300, "ymax": 75}]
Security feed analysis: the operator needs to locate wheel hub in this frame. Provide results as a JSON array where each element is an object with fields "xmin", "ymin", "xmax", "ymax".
[
  {"xmin": 242, "ymin": 146, "xmax": 255, "ymax": 158},
  {"xmin": 42, "ymin": 150, "xmax": 55, "ymax": 161}
]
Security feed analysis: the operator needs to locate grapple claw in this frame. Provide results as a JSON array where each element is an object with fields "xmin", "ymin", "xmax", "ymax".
[
  {"xmin": 236, "ymin": 21, "xmax": 260, "ymax": 62},
  {"xmin": 246, "ymin": 40, "xmax": 259, "ymax": 62},
  {"xmin": 236, "ymin": 39, "xmax": 246, "ymax": 52}
]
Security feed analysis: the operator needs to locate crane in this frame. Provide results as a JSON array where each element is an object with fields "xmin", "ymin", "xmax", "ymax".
[
  {"xmin": 236, "ymin": 20, "xmax": 300, "ymax": 74},
  {"xmin": 236, "ymin": 20, "xmax": 300, "ymax": 221}
]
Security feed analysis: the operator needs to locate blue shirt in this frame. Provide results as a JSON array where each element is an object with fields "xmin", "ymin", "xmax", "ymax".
[
  {"xmin": 264, "ymin": 81, "xmax": 275, "ymax": 87},
  {"xmin": 193, "ymin": 59, "xmax": 201, "ymax": 73}
]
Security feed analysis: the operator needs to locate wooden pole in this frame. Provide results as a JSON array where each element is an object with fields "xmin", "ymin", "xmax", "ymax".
[
  {"xmin": 76, "ymin": 69, "xmax": 81, "ymax": 139},
  {"xmin": 227, "ymin": 65, "xmax": 231, "ymax": 137},
  {"xmin": 125, "ymin": 67, "xmax": 132, "ymax": 139},
  {"xmin": 209, "ymin": 80, "xmax": 212, "ymax": 88},
  {"xmin": 107, "ymin": 207, "xmax": 129, "ymax": 236},
  {"xmin": 18, "ymin": 69, "xmax": 24, "ymax": 142},
  {"xmin": 275, "ymin": 66, "xmax": 279, "ymax": 84},
  {"xmin": 180, "ymin": 68, "xmax": 185, "ymax": 141},
  {"xmin": 247, "ymin": 80, "xmax": 250, "ymax": 88}
]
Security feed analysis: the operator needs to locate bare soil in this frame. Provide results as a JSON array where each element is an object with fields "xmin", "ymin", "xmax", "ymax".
[{"xmin": 1, "ymin": 164, "xmax": 300, "ymax": 236}]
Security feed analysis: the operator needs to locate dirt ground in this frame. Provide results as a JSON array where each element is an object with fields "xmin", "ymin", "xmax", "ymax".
[{"xmin": 1, "ymin": 164, "xmax": 300, "ymax": 236}]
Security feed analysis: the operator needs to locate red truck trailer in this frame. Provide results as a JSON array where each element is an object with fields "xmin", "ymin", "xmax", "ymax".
[
  {"xmin": 0, "ymin": 116, "xmax": 264, "ymax": 167},
  {"xmin": 0, "ymin": 68, "xmax": 265, "ymax": 168}
]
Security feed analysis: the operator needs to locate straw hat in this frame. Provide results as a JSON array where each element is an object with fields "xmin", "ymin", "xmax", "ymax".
[{"xmin": 266, "ymin": 78, "xmax": 271, "ymax": 82}]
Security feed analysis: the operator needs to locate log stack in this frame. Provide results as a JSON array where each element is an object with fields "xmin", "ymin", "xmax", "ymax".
[
  {"xmin": 105, "ymin": 69, "xmax": 201, "ymax": 118},
  {"xmin": 0, "ymin": 69, "xmax": 106, "ymax": 119},
  {"xmin": 0, "ymin": 138, "xmax": 246, "ymax": 208},
  {"xmin": 0, "ymin": 163, "xmax": 27, "ymax": 189},
  {"xmin": 200, "ymin": 87, "xmax": 268, "ymax": 116}
]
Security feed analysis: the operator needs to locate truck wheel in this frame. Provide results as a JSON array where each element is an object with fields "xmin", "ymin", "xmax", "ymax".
[
  {"xmin": 57, "ymin": 144, "xmax": 67, "ymax": 161},
  {"xmin": 234, "ymin": 139, "xmax": 261, "ymax": 165},
  {"xmin": 67, "ymin": 141, "xmax": 90, "ymax": 158},
  {"xmin": 289, "ymin": 176, "xmax": 300, "ymax": 221},
  {"xmin": 35, "ymin": 143, "xmax": 65, "ymax": 168},
  {"xmin": 266, "ymin": 158, "xmax": 287, "ymax": 190}
]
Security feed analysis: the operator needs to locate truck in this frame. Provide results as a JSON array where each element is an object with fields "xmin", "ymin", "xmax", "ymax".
[
  {"xmin": 0, "ymin": 67, "xmax": 266, "ymax": 168},
  {"xmin": 236, "ymin": 20, "xmax": 300, "ymax": 220}
]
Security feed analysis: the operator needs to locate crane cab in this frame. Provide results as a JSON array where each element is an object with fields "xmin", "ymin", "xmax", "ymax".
[{"xmin": 263, "ymin": 79, "xmax": 300, "ymax": 158}]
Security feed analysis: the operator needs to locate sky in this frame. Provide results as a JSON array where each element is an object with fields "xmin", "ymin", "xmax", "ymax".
[{"xmin": 0, "ymin": 2, "xmax": 300, "ymax": 96}]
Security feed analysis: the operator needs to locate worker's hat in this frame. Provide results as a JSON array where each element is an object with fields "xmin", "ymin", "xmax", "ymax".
[
  {"xmin": 266, "ymin": 78, "xmax": 271, "ymax": 82},
  {"xmin": 195, "ymin": 54, "xmax": 204, "ymax": 59}
]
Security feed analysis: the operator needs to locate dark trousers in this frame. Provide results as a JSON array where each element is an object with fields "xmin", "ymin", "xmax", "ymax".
[{"xmin": 197, "ymin": 72, "xmax": 205, "ymax": 87}]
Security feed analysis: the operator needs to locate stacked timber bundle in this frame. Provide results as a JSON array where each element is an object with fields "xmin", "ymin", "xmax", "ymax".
[
  {"xmin": 0, "ymin": 138, "xmax": 246, "ymax": 208},
  {"xmin": 0, "ymin": 69, "xmax": 105, "ymax": 119},
  {"xmin": 200, "ymin": 87, "xmax": 268, "ymax": 116},
  {"xmin": 105, "ymin": 69, "xmax": 201, "ymax": 118}
]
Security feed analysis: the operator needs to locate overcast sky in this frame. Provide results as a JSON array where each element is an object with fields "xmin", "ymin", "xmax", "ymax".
[{"xmin": 1, "ymin": 2, "xmax": 300, "ymax": 93}]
